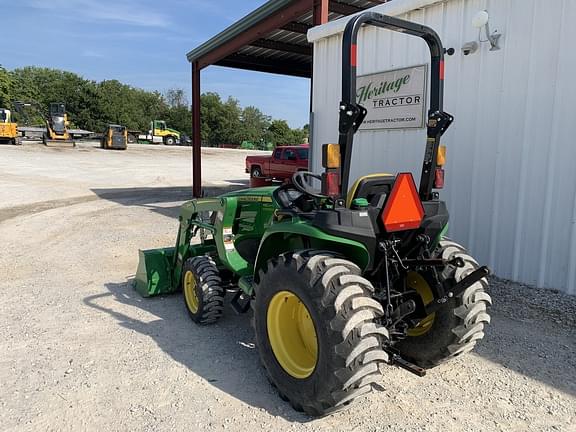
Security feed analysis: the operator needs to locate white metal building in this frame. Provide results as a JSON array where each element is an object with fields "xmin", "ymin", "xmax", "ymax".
[{"xmin": 308, "ymin": 0, "xmax": 576, "ymax": 295}]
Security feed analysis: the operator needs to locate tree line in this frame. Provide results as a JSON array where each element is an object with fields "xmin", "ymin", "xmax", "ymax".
[{"xmin": 0, "ymin": 65, "xmax": 307, "ymax": 148}]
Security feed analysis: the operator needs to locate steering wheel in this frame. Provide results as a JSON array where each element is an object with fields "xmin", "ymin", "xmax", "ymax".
[
  {"xmin": 273, "ymin": 184, "xmax": 303, "ymax": 210},
  {"xmin": 292, "ymin": 171, "xmax": 326, "ymax": 199}
]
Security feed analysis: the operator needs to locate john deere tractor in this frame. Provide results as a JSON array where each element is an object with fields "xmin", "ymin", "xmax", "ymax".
[{"xmin": 135, "ymin": 13, "xmax": 492, "ymax": 416}]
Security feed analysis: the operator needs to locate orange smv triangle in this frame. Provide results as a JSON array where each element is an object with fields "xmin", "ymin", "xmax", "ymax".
[{"xmin": 381, "ymin": 173, "xmax": 425, "ymax": 232}]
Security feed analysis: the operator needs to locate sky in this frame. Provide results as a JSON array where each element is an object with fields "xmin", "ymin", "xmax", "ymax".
[{"xmin": 1, "ymin": 0, "xmax": 310, "ymax": 128}]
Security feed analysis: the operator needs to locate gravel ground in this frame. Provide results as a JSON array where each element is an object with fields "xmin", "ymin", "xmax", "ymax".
[{"xmin": 0, "ymin": 142, "xmax": 574, "ymax": 432}]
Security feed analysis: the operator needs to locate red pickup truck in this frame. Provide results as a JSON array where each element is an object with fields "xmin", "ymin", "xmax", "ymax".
[{"xmin": 245, "ymin": 145, "xmax": 309, "ymax": 180}]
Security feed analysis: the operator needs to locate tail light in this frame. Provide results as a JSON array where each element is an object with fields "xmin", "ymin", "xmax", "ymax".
[
  {"xmin": 322, "ymin": 172, "xmax": 340, "ymax": 197},
  {"xmin": 322, "ymin": 144, "xmax": 341, "ymax": 197},
  {"xmin": 437, "ymin": 145, "xmax": 447, "ymax": 167},
  {"xmin": 434, "ymin": 167, "xmax": 445, "ymax": 189},
  {"xmin": 381, "ymin": 173, "xmax": 424, "ymax": 232},
  {"xmin": 322, "ymin": 143, "xmax": 340, "ymax": 168},
  {"xmin": 434, "ymin": 144, "xmax": 446, "ymax": 189}
]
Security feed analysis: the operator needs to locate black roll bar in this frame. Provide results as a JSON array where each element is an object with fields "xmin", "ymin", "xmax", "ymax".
[{"xmin": 337, "ymin": 12, "xmax": 453, "ymax": 202}]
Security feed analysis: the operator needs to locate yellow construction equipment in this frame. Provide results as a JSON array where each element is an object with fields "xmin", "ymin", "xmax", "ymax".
[
  {"xmin": 100, "ymin": 124, "xmax": 128, "ymax": 150},
  {"xmin": 0, "ymin": 108, "xmax": 21, "ymax": 145},
  {"xmin": 43, "ymin": 102, "xmax": 75, "ymax": 147},
  {"xmin": 14, "ymin": 101, "xmax": 75, "ymax": 148}
]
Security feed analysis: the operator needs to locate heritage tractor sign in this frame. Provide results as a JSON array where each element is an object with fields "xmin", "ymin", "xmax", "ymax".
[{"xmin": 356, "ymin": 64, "xmax": 427, "ymax": 130}]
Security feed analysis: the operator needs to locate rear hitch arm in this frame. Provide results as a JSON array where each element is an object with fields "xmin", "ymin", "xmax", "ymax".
[
  {"xmin": 425, "ymin": 266, "xmax": 490, "ymax": 315},
  {"xmin": 402, "ymin": 256, "xmax": 465, "ymax": 268}
]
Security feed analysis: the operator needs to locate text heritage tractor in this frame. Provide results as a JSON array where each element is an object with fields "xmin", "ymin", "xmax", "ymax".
[{"xmin": 135, "ymin": 13, "xmax": 492, "ymax": 416}]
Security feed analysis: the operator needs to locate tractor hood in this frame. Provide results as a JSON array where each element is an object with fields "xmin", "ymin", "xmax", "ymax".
[{"xmin": 220, "ymin": 186, "xmax": 277, "ymax": 200}]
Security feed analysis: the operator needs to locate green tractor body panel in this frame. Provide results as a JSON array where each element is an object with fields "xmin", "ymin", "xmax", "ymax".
[
  {"xmin": 134, "ymin": 185, "xmax": 371, "ymax": 297},
  {"xmin": 253, "ymin": 222, "xmax": 371, "ymax": 286}
]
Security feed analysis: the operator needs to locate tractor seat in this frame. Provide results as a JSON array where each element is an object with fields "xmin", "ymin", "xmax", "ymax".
[{"xmin": 346, "ymin": 173, "xmax": 396, "ymax": 208}]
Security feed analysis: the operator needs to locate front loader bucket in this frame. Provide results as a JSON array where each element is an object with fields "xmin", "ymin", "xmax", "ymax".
[{"xmin": 134, "ymin": 247, "xmax": 178, "ymax": 297}]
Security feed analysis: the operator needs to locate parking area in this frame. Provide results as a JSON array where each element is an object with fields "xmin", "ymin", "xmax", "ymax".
[{"xmin": 0, "ymin": 142, "xmax": 574, "ymax": 432}]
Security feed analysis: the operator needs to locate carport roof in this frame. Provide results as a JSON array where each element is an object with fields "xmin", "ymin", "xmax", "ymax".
[{"xmin": 186, "ymin": 0, "xmax": 388, "ymax": 78}]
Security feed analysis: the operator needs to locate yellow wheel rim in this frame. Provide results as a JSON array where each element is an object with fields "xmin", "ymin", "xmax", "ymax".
[
  {"xmin": 406, "ymin": 271, "xmax": 436, "ymax": 337},
  {"xmin": 267, "ymin": 291, "xmax": 318, "ymax": 379},
  {"xmin": 183, "ymin": 270, "xmax": 199, "ymax": 314}
]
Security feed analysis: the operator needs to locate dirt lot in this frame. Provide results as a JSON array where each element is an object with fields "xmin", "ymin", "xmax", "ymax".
[{"xmin": 0, "ymin": 142, "xmax": 574, "ymax": 432}]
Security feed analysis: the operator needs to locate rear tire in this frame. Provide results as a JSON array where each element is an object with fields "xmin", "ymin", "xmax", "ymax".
[
  {"xmin": 253, "ymin": 250, "xmax": 389, "ymax": 416},
  {"xmin": 182, "ymin": 256, "xmax": 225, "ymax": 325},
  {"xmin": 251, "ymin": 166, "xmax": 262, "ymax": 178},
  {"xmin": 397, "ymin": 239, "xmax": 491, "ymax": 368}
]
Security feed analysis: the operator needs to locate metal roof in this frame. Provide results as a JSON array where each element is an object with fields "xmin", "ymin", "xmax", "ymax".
[{"xmin": 186, "ymin": 0, "xmax": 389, "ymax": 78}]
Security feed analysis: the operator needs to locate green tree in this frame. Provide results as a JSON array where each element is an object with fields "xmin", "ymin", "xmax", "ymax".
[
  {"xmin": 163, "ymin": 88, "xmax": 192, "ymax": 136},
  {"xmin": 95, "ymin": 80, "xmax": 167, "ymax": 131},
  {"xmin": 164, "ymin": 88, "xmax": 188, "ymax": 108},
  {"xmin": 241, "ymin": 106, "xmax": 270, "ymax": 143},
  {"xmin": 11, "ymin": 67, "xmax": 88, "ymax": 117},
  {"xmin": 200, "ymin": 92, "xmax": 243, "ymax": 146},
  {"xmin": 265, "ymin": 119, "xmax": 293, "ymax": 146},
  {"xmin": 289, "ymin": 127, "xmax": 307, "ymax": 145},
  {"xmin": 0, "ymin": 65, "xmax": 12, "ymax": 108},
  {"xmin": 3, "ymin": 64, "xmax": 305, "ymax": 144},
  {"xmin": 165, "ymin": 105, "xmax": 192, "ymax": 136}
]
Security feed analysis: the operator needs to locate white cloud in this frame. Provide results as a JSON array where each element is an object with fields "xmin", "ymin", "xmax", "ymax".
[{"xmin": 26, "ymin": 0, "xmax": 171, "ymax": 27}]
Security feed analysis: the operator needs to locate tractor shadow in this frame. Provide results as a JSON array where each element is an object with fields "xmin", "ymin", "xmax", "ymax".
[
  {"xmin": 91, "ymin": 184, "xmax": 249, "ymax": 220},
  {"xmin": 84, "ymin": 281, "xmax": 311, "ymax": 421},
  {"xmin": 82, "ymin": 280, "xmax": 576, "ymax": 421},
  {"xmin": 473, "ymin": 285, "xmax": 576, "ymax": 397}
]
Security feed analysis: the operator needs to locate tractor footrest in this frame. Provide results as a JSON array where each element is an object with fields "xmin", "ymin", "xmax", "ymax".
[{"xmin": 230, "ymin": 290, "xmax": 251, "ymax": 314}]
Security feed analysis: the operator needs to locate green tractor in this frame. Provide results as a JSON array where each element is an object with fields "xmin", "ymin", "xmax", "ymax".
[{"xmin": 135, "ymin": 12, "xmax": 492, "ymax": 416}]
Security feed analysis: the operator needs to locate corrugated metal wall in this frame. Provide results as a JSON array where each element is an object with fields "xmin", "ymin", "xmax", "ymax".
[{"xmin": 310, "ymin": 0, "xmax": 576, "ymax": 294}]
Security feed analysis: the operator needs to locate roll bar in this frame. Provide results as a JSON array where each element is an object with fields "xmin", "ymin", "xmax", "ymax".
[{"xmin": 337, "ymin": 12, "xmax": 453, "ymax": 202}]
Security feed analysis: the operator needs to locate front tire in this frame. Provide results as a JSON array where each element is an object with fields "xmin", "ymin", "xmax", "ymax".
[
  {"xmin": 164, "ymin": 136, "xmax": 175, "ymax": 145},
  {"xmin": 182, "ymin": 256, "xmax": 225, "ymax": 325},
  {"xmin": 397, "ymin": 239, "xmax": 492, "ymax": 368},
  {"xmin": 254, "ymin": 250, "xmax": 389, "ymax": 416}
]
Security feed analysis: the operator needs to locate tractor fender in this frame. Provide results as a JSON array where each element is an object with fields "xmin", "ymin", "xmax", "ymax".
[{"xmin": 253, "ymin": 222, "xmax": 371, "ymax": 283}]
